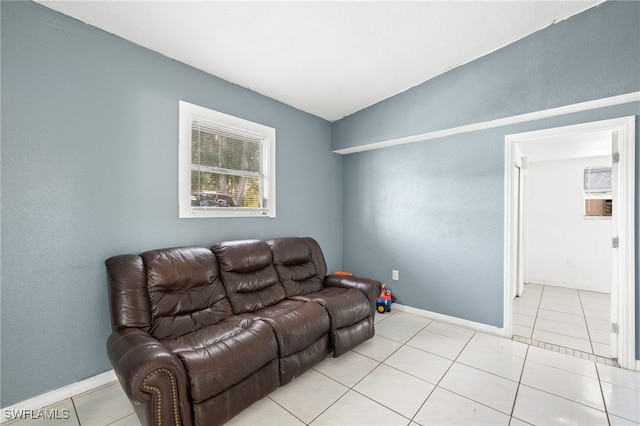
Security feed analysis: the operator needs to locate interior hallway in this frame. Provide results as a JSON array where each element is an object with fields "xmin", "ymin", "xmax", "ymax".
[{"xmin": 513, "ymin": 283, "xmax": 614, "ymax": 364}]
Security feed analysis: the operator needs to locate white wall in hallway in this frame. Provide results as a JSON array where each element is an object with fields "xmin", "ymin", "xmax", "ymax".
[{"xmin": 526, "ymin": 155, "xmax": 612, "ymax": 293}]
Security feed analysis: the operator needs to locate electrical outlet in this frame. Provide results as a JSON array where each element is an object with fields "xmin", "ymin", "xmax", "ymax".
[{"xmin": 392, "ymin": 270, "xmax": 399, "ymax": 280}]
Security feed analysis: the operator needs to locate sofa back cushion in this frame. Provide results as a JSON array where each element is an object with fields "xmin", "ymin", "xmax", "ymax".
[
  {"xmin": 212, "ymin": 239, "xmax": 286, "ymax": 314},
  {"xmin": 140, "ymin": 247, "xmax": 233, "ymax": 339},
  {"xmin": 267, "ymin": 237, "xmax": 327, "ymax": 297}
]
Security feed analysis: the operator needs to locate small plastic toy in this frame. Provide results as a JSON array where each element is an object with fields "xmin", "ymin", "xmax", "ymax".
[{"xmin": 376, "ymin": 283, "xmax": 395, "ymax": 313}]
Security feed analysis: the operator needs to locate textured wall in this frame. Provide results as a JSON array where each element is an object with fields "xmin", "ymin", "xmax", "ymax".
[
  {"xmin": 333, "ymin": 2, "xmax": 640, "ymax": 152},
  {"xmin": 0, "ymin": 1, "xmax": 341, "ymax": 406},
  {"xmin": 2, "ymin": 0, "xmax": 640, "ymax": 408},
  {"xmin": 342, "ymin": 105, "xmax": 639, "ymax": 326},
  {"xmin": 338, "ymin": 0, "xmax": 640, "ymax": 356},
  {"xmin": 342, "ymin": 128, "xmax": 505, "ymax": 326}
]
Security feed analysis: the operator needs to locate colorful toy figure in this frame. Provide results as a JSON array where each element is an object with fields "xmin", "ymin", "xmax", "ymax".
[{"xmin": 376, "ymin": 283, "xmax": 395, "ymax": 313}]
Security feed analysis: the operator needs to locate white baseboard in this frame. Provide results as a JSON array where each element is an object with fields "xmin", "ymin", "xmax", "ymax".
[
  {"xmin": 392, "ymin": 303, "xmax": 507, "ymax": 337},
  {"xmin": 1, "ymin": 370, "xmax": 117, "ymax": 423}
]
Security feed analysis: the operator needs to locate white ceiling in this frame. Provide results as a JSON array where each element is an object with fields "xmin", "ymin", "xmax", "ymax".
[{"xmin": 35, "ymin": 0, "xmax": 601, "ymax": 122}]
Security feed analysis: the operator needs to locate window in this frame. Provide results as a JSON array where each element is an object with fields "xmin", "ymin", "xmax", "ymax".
[
  {"xmin": 179, "ymin": 101, "xmax": 276, "ymax": 218},
  {"xmin": 583, "ymin": 166, "xmax": 612, "ymax": 217}
]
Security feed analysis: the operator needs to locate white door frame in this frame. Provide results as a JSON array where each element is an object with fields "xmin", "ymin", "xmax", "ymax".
[{"xmin": 504, "ymin": 116, "xmax": 637, "ymax": 370}]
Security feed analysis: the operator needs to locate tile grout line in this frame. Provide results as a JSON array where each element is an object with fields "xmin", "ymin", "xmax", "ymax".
[
  {"xmin": 518, "ymin": 285, "xmax": 544, "ymax": 340},
  {"xmin": 306, "ymin": 314, "xmax": 435, "ymax": 426},
  {"xmin": 362, "ymin": 317, "xmax": 440, "ymax": 425},
  {"xmin": 531, "ymin": 285, "xmax": 545, "ymax": 337},
  {"xmin": 511, "ymin": 335, "xmax": 619, "ymax": 367},
  {"xmin": 592, "ymin": 358, "xmax": 613, "ymax": 426},
  {"xmin": 364, "ymin": 321, "xmax": 526, "ymax": 425},
  {"xmin": 508, "ymin": 343, "xmax": 531, "ymax": 425},
  {"xmin": 69, "ymin": 397, "xmax": 80, "ymax": 426},
  {"xmin": 516, "ymin": 284, "xmax": 618, "ymax": 367},
  {"xmin": 577, "ymin": 289, "xmax": 597, "ymax": 355},
  {"xmin": 70, "ymin": 311, "xmax": 627, "ymax": 426},
  {"xmin": 407, "ymin": 329, "xmax": 478, "ymax": 425}
]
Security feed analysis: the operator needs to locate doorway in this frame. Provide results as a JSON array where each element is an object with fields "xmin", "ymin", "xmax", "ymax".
[{"xmin": 504, "ymin": 117, "xmax": 637, "ymax": 370}]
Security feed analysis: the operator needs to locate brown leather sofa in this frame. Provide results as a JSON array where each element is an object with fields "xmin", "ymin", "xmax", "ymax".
[{"xmin": 105, "ymin": 237, "xmax": 380, "ymax": 426}]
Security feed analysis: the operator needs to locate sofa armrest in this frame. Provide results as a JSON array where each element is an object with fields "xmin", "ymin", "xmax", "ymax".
[
  {"xmin": 106, "ymin": 328, "xmax": 191, "ymax": 426},
  {"xmin": 324, "ymin": 275, "xmax": 381, "ymax": 312}
]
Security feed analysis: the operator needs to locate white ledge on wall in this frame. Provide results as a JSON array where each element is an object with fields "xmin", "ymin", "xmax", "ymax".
[{"xmin": 333, "ymin": 92, "xmax": 640, "ymax": 155}]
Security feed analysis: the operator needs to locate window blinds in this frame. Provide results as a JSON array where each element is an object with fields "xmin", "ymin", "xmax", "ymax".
[
  {"xmin": 583, "ymin": 167, "xmax": 612, "ymax": 194},
  {"xmin": 191, "ymin": 118, "xmax": 269, "ymax": 209}
]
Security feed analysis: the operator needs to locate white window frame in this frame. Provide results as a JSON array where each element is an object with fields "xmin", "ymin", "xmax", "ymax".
[
  {"xmin": 584, "ymin": 166, "xmax": 612, "ymax": 196},
  {"xmin": 583, "ymin": 166, "xmax": 612, "ymax": 217},
  {"xmin": 178, "ymin": 100, "xmax": 276, "ymax": 218}
]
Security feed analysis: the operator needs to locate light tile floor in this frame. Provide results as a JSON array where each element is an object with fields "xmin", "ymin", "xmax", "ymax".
[
  {"xmin": 6, "ymin": 309, "xmax": 640, "ymax": 425},
  {"xmin": 513, "ymin": 283, "xmax": 614, "ymax": 361}
]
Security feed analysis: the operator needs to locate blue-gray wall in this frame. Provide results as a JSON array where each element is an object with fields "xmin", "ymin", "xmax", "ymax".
[
  {"xmin": 0, "ymin": 1, "xmax": 342, "ymax": 406},
  {"xmin": 2, "ymin": 0, "xmax": 640, "ymax": 409},
  {"xmin": 337, "ymin": 1, "xmax": 640, "ymax": 358},
  {"xmin": 332, "ymin": 1, "xmax": 640, "ymax": 152}
]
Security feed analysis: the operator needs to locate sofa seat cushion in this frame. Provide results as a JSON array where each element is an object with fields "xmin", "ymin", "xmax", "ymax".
[
  {"xmin": 293, "ymin": 287, "xmax": 374, "ymax": 357},
  {"xmin": 241, "ymin": 300, "xmax": 330, "ymax": 358},
  {"xmin": 298, "ymin": 287, "xmax": 371, "ymax": 329},
  {"xmin": 162, "ymin": 316, "xmax": 277, "ymax": 403}
]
